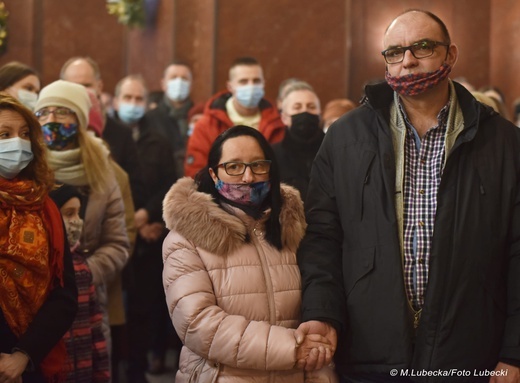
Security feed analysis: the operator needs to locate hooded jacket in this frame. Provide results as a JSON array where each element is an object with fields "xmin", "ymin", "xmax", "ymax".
[
  {"xmin": 184, "ymin": 91, "xmax": 285, "ymax": 178},
  {"xmin": 298, "ymin": 81, "xmax": 520, "ymax": 382},
  {"xmin": 162, "ymin": 177, "xmax": 306, "ymax": 383}
]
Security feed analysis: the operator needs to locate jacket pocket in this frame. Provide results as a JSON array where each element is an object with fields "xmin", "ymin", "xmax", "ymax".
[
  {"xmin": 344, "ymin": 246, "xmax": 375, "ymax": 297},
  {"xmin": 357, "ymin": 151, "xmax": 376, "ymax": 221}
]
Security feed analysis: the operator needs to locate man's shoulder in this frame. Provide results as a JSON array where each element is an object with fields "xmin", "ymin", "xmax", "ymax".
[{"xmin": 104, "ymin": 116, "xmax": 133, "ymax": 141}]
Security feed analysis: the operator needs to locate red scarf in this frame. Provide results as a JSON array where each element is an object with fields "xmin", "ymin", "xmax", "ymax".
[{"xmin": 0, "ymin": 177, "xmax": 67, "ymax": 381}]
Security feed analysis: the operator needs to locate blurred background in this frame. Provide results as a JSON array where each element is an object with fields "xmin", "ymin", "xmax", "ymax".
[{"xmin": 1, "ymin": 0, "xmax": 519, "ymax": 115}]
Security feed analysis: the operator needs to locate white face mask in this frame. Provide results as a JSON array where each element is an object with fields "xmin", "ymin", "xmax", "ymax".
[
  {"xmin": 0, "ymin": 137, "xmax": 34, "ymax": 179},
  {"xmin": 166, "ymin": 78, "xmax": 191, "ymax": 102},
  {"xmin": 65, "ymin": 218, "xmax": 83, "ymax": 248},
  {"xmin": 17, "ymin": 89, "xmax": 38, "ymax": 111}
]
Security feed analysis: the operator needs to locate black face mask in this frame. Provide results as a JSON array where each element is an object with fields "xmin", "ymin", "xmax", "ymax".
[{"xmin": 289, "ymin": 112, "xmax": 321, "ymax": 140}]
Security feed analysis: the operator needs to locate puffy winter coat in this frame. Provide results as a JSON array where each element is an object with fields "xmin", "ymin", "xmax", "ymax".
[{"xmin": 162, "ymin": 177, "xmax": 306, "ymax": 383}]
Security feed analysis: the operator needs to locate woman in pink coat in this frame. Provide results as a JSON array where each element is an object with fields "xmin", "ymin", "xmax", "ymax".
[{"xmin": 162, "ymin": 125, "xmax": 335, "ymax": 382}]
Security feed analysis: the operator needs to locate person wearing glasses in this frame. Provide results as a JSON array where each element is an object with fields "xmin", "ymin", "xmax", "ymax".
[
  {"xmin": 162, "ymin": 125, "xmax": 336, "ymax": 382},
  {"xmin": 296, "ymin": 9, "xmax": 520, "ymax": 382},
  {"xmin": 34, "ymin": 80, "xmax": 130, "ymax": 370}
]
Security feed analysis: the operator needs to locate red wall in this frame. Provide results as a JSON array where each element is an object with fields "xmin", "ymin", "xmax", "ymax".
[{"xmin": 2, "ymin": 0, "xmax": 518, "ymax": 117}]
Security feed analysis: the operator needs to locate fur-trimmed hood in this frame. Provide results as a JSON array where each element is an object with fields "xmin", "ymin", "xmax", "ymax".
[{"xmin": 162, "ymin": 177, "xmax": 306, "ymax": 256}]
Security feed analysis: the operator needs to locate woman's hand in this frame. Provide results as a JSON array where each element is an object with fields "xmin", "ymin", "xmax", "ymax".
[
  {"xmin": 0, "ymin": 352, "xmax": 29, "ymax": 383},
  {"xmin": 294, "ymin": 321, "xmax": 337, "ymax": 371}
]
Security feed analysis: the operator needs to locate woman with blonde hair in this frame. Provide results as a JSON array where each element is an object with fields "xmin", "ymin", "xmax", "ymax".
[
  {"xmin": 0, "ymin": 93, "xmax": 77, "ymax": 382},
  {"xmin": 35, "ymin": 80, "xmax": 130, "ymax": 357}
]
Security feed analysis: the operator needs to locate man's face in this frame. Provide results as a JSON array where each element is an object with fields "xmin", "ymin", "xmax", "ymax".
[
  {"xmin": 227, "ymin": 65, "xmax": 264, "ymax": 94},
  {"xmin": 281, "ymin": 89, "xmax": 321, "ymax": 127},
  {"xmin": 383, "ymin": 12, "xmax": 457, "ymax": 78},
  {"xmin": 61, "ymin": 59, "xmax": 103, "ymax": 95},
  {"xmin": 114, "ymin": 79, "xmax": 147, "ymax": 110},
  {"xmin": 161, "ymin": 64, "xmax": 192, "ymax": 91}
]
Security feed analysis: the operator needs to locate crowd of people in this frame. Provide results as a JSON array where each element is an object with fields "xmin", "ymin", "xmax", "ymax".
[{"xmin": 0, "ymin": 7, "xmax": 519, "ymax": 383}]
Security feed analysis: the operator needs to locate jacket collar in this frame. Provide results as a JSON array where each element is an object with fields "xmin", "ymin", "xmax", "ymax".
[
  {"xmin": 363, "ymin": 80, "xmax": 497, "ymax": 142},
  {"xmin": 162, "ymin": 177, "xmax": 306, "ymax": 256}
]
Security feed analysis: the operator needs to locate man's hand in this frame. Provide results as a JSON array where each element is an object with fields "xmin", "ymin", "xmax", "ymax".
[
  {"xmin": 490, "ymin": 362, "xmax": 520, "ymax": 383},
  {"xmin": 294, "ymin": 321, "xmax": 337, "ymax": 371},
  {"xmin": 134, "ymin": 208, "xmax": 149, "ymax": 230},
  {"xmin": 295, "ymin": 333, "xmax": 333, "ymax": 369},
  {"xmin": 139, "ymin": 222, "xmax": 165, "ymax": 242},
  {"xmin": 0, "ymin": 352, "xmax": 28, "ymax": 383}
]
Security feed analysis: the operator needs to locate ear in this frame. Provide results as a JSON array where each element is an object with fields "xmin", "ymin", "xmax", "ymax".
[
  {"xmin": 281, "ymin": 112, "xmax": 292, "ymax": 127},
  {"xmin": 447, "ymin": 44, "xmax": 459, "ymax": 68},
  {"xmin": 226, "ymin": 81, "xmax": 234, "ymax": 94},
  {"xmin": 97, "ymin": 80, "xmax": 104, "ymax": 96},
  {"xmin": 113, "ymin": 97, "xmax": 120, "ymax": 111},
  {"xmin": 209, "ymin": 167, "xmax": 219, "ymax": 184},
  {"xmin": 161, "ymin": 78, "xmax": 167, "ymax": 92}
]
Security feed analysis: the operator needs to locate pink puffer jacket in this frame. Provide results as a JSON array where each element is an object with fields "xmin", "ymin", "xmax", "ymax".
[{"xmin": 162, "ymin": 177, "xmax": 306, "ymax": 383}]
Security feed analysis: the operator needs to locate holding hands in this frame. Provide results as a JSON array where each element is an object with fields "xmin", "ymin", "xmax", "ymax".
[{"xmin": 294, "ymin": 320, "xmax": 337, "ymax": 371}]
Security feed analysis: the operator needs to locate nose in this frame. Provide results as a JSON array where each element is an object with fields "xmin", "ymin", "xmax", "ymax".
[
  {"xmin": 402, "ymin": 49, "xmax": 418, "ymax": 68},
  {"xmin": 46, "ymin": 112, "xmax": 57, "ymax": 123},
  {"xmin": 241, "ymin": 166, "xmax": 254, "ymax": 183}
]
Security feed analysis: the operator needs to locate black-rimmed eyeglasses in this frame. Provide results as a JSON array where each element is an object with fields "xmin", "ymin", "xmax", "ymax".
[
  {"xmin": 217, "ymin": 160, "xmax": 271, "ymax": 176},
  {"xmin": 381, "ymin": 40, "xmax": 450, "ymax": 64}
]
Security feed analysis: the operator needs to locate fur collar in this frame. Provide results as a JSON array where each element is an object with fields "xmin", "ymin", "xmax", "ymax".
[{"xmin": 162, "ymin": 177, "xmax": 307, "ymax": 256}]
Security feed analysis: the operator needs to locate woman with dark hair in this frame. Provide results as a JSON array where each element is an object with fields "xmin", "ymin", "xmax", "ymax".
[
  {"xmin": 0, "ymin": 61, "xmax": 40, "ymax": 110},
  {"xmin": 162, "ymin": 125, "xmax": 335, "ymax": 382},
  {"xmin": 0, "ymin": 93, "xmax": 78, "ymax": 382}
]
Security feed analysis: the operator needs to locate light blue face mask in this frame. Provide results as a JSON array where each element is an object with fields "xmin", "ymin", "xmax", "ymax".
[
  {"xmin": 17, "ymin": 89, "xmax": 38, "ymax": 111},
  {"xmin": 234, "ymin": 84, "xmax": 264, "ymax": 109},
  {"xmin": 166, "ymin": 78, "xmax": 191, "ymax": 102},
  {"xmin": 0, "ymin": 137, "xmax": 34, "ymax": 179},
  {"xmin": 118, "ymin": 102, "xmax": 146, "ymax": 124}
]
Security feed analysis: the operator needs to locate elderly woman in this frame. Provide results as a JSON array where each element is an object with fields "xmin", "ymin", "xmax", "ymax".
[
  {"xmin": 162, "ymin": 125, "xmax": 335, "ymax": 382},
  {"xmin": 34, "ymin": 80, "xmax": 130, "ymax": 356},
  {"xmin": 0, "ymin": 94, "xmax": 77, "ymax": 382}
]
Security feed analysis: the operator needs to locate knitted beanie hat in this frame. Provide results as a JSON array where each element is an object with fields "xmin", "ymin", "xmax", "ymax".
[
  {"xmin": 35, "ymin": 80, "xmax": 91, "ymax": 129},
  {"xmin": 49, "ymin": 184, "xmax": 82, "ymax": 209}
]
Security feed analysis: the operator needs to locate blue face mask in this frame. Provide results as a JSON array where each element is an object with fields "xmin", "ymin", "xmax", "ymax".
[
  {"xmin": 0, "ymin": 137, "xmax": 34, "ymax": 179},
  {"xmin": 118, "ymin": 103, "xmax": 146, "ymax": 124},
  {"xmin": 167, "ymin": 78, "xmax": 191, "ymax": 102},
  {"xmin": 234, "ymin": 84, "xmax": 264, "ymax": 109}
]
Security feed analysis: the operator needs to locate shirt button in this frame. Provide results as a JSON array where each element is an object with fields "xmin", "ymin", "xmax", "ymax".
[
  {"xmin": 419, "ymin": 189, "xmax": 425, "ymax": 195},
  {"xmin": 418, "ymin": 258, "xmax": 425, "ymax": 264},
  {"xmin": 418, "ymin": 221, "xmax": 425, "ymax": 227}
]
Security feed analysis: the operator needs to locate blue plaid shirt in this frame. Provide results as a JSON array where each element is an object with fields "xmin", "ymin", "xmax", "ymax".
[{"xmin": 401, "ymin": 102, "xmax": 450, "ymax": 311}]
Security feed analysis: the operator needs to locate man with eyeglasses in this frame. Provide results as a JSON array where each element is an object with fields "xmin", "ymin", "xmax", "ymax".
[{"xmin": 296, "ymin": 9, "xmax": 520, "ymax": 383}]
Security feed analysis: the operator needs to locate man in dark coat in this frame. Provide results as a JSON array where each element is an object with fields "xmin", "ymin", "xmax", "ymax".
[
  {"xmin": 113, "ymin": 74, "xmax": 179, "ymax": 383},
  {"xmin": 296, "ymin": 9, "xmax": 520, "ymax": 383}
]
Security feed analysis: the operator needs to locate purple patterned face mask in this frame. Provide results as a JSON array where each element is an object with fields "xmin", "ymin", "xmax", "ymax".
[
  {"xmin": 385, "ymin": 62, "xmax": 452, "ymax": 97},
  {"xmin": 215, "ymin": 180, "xmax": 271, "ymax": 207}
]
